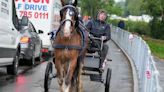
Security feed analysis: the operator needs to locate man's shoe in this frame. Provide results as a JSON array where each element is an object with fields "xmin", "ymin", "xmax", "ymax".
[
  {"xmin": 99, "ymin": 67, "xmax": 104, "ymax": 73},
  {"xmin": 99, "ymin": 59, "xmax": 107, "ymax": 72}
]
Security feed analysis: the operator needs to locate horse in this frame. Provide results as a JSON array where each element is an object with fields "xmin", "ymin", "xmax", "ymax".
[{"xmin": 53, "ymin": 0, "xmax": 88, "ymax": 92}]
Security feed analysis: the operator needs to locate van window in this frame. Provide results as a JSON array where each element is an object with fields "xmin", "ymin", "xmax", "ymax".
[{"xmin": 12, "ymin": 0, "xmax": 19, "ymax": 30}]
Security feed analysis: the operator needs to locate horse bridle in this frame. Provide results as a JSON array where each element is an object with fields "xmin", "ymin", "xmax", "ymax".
[
  {"xmin": 60, "ymin": 19, "xmax": 75, "ymax": 27},
  {"xmin": 54, "ymin": 4, "xmax": 82, "ymax": 52},
  {"xmin": 60, "ymin": 5, "xmax": 78, "ymax": 27}
]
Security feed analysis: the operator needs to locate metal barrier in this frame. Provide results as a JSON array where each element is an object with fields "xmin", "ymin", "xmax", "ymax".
[{"xmin": 111, "ymin": 26, "xmax": 161, "ymax": 92}]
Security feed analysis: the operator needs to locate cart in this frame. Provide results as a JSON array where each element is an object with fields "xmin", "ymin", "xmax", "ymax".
[{"xmin": 44, "ymin": 35, "xmax": 112, "ymax": 92}]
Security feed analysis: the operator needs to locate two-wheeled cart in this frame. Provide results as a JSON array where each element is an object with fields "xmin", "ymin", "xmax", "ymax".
[{"xmin": 44, "ymin": 35, "xmax": 112, "ymax": 92}]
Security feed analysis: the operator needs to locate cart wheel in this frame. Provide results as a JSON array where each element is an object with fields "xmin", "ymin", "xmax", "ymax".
[
  {"xmin": 44, "ymin": 62, "xmax": 53, "ymax": 92},
  {"xmin": 105, "ymin": 68, "xmax": 111, "ymax": 92}
]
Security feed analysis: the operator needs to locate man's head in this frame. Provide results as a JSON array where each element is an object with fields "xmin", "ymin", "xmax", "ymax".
[{"xmin": 97, "ymin": 10, "xmax": 107, "ymax": 22}]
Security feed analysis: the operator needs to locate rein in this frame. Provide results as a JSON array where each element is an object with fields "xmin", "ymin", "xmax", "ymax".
[{"xmin": 60, "ymin": 19, "xmax": 75, "ymax": 26}]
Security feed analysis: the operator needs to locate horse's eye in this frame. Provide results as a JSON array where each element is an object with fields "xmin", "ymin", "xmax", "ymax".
[{"xmin": 69, "ymin": 11, "xmax": 75, "ymax": 16}]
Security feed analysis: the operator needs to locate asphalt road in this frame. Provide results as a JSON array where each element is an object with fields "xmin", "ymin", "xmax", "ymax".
[
  {"xmin": 154, "ymin": 57, "xmax": 164, "ymax": 90},
  {"xmin": 0, "ymin": 40, "xmax": 133, "ymax": 92}
]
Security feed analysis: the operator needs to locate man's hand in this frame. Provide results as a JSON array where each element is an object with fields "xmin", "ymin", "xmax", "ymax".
[
  {"xmin": 101, "ymin": 36, "xmax": 107, "ymax": 40},
  {"xmin": 89, "ymin": 33, "xmax": 94, "ymax": 38}
]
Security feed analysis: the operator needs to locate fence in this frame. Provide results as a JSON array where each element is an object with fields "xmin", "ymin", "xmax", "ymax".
[{"xmin": 111, "ymin": 26, "xmax": 161, "ymax": 92}]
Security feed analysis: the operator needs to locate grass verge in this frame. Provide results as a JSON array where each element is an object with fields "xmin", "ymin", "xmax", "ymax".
[{"xmin": 143, "ymin": 37, "xmax": 164, "ymax": 59}]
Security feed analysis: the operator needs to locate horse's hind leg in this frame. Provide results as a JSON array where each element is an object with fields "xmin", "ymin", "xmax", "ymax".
[
  {"xmin": 78, "ymin": 55, "xmax": 86, "ymax": 92},
  {"xmin": 77, "ymin": 62, "xmax": 83, "ymax": 92}
]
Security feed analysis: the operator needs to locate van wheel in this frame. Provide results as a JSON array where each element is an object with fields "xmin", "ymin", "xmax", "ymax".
[{"xmin": 7, "ymin": 50, "xmax": 19, "ymax": 75}]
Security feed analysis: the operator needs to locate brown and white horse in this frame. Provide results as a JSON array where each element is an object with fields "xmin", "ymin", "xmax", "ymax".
[{"xmin": 54, "ymin": 0, "xmax": 88, "ymax": 92}]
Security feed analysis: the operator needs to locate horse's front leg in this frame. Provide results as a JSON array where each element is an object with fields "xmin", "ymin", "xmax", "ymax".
[
  {"xmin": 65, "ymin": 57, "xmax": 78, "ymax": 92},
  {"xmin": 55, "ymin": 59, "xmax": 64, "ymax": 92}
]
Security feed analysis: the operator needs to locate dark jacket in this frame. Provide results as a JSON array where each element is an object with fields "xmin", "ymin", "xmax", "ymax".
[
  {"xmin": 86, "ymin": 19, "xmax": 111, "ymax": 42},
  {"xmin": 118, "ymin": 20, "xmax": 125, "ymax": 29}
]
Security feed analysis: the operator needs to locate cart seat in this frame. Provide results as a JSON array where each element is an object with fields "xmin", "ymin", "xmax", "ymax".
[{"xmin": 87, "ymin": 47, "xmax": 100, "ymax": 53}]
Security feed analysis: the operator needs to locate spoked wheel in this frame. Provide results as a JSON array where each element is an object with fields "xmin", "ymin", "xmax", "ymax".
[
  {"xmin": 44, "ymin": 62, "xmax": 53, "ymax": 92},
  {"xmin": 105, "ymin": 68, "xmax": 112, "ymax": 92}
]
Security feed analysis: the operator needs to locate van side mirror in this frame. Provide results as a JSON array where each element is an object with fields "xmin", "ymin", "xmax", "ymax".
[
  {"xmin": 21, "ymin": 16, "xmax": 29, "ymax": 26},
  {"xmin": 38, "ymin": 30, "xmax": 44, "ymax": 34}
]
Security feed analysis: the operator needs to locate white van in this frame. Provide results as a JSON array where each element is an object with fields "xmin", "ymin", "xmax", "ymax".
[
  {"xmin": 0, "ymin": 0, "xmax": 21, "ymax": 75},
  {"xmin": 15, "ymin": 0, "xmax": 62, "ymax": 58}
]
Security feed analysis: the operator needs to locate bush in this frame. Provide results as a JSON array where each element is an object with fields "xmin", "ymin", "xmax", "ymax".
[
  {"xmin": 126, "ymin": 21, "xmax": 151, "ymax": 35},
  {"xmin": 109, "ymin": 19, "xmax": 164, "ymax": 40},
  {"xmin": 150, "ymin": 19, "xmax": 164, "ymax": 40},
  {"xmin": 108, "ymin": 19, "xmax": 120, "ymax": 26},
  {"xmin": 108, "ymin": 19, "xmax": 151, "ymax": 36}
]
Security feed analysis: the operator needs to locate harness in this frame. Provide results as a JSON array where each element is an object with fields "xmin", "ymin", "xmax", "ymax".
[
  {"xmin": 53, "ymin": 5, "xmax": 88, "ymax": 57},
  {"xmin": 53, "ymin": 26, "xmax": 87, "ymax": 56}
]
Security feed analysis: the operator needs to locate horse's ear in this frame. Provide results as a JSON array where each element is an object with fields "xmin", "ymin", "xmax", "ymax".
[
  {"xmin": 60, "ymin": 0, "xmax": 65, "ymax": 6},
  {"xmin": 72, "ymin": 0, "xmax": 77, "ymax": 6}
]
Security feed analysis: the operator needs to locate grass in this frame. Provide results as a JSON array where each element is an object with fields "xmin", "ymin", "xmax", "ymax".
[{"xmin": 143, "ymin": 37, "xmax": 164, "ymax": 59}]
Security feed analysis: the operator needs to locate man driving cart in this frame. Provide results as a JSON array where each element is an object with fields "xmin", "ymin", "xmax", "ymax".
[{"xmin": 86, "ymin": 10, "xmax": 111, "ymax": 72}]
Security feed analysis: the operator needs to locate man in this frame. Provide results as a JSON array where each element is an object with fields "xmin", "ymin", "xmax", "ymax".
[
  {"xmin": 86, "ymin": 10, "xmax": 111, "ymax": 71},
  {"xmin": 118, "ymin": 20, "xmax": 125, "ymax": 29}
]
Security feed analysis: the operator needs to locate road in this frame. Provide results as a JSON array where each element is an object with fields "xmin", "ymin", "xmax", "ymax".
[
  {"xmin": 0, "ymin": 41, "xmax": 133, "ymax": 92},
  {"xmin": 154, "ymin": 57, "xmax": 164, "ymax": 90}
]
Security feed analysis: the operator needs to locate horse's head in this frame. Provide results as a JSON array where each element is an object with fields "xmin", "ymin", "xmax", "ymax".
[{"xmin": 59, "ymin": 0, "xmax": 78, "ymax": 38}]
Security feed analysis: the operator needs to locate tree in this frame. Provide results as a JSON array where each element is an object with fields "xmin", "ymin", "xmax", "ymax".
[
  {"xmin": 102, "ymin": 0, "xmax": 123, "ymax": 16},
  {"xmin": 80, "ymin": 0, "xmax": 101, "ymax": 17},
  {"xmin": 142, "ymin": 0, "xmax": 164, "ymax": 39},
  {"xmin": 80, "ymin": 0, "xmax": 123, "ymax": 18},
  {"xmin": 124, "ymin": 0, "xmax": 144, "ymax": 16}
]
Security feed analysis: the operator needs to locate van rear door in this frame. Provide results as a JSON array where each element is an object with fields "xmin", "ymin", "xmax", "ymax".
[
  {"xmin": 0, "ymin": 0, "xmax": 19, "ymax": 60},
  {"xmin": 0, "ymin": 0, "xmax": 15, "ymax": 48}
]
